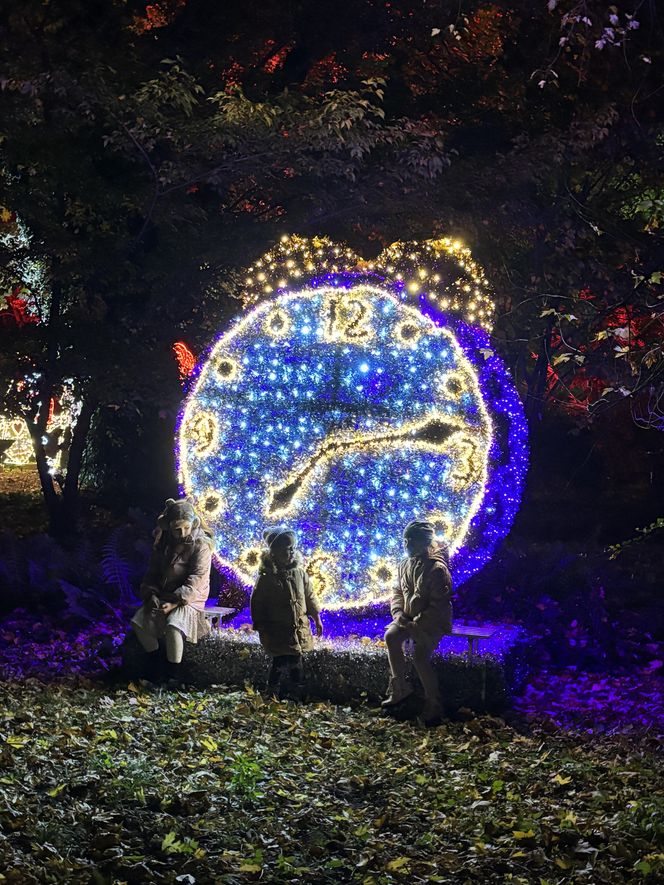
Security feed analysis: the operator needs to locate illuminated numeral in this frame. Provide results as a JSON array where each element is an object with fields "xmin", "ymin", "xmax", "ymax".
[
  {"xmin": 323, "ymin": 293, "xmax": 374, "ymax": 343},
  {"xmin": 186, "ymin": 411, "xmax": 219, "ymax": 457}
]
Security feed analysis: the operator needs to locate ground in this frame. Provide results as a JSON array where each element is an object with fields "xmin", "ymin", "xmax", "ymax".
[
  {"xmin": 1, "ymin": 671, "xmax": 663, "ymax": 884},
  {"xmin": 1, "ymin": 469, "xmax": 663, "ymax": 882}
]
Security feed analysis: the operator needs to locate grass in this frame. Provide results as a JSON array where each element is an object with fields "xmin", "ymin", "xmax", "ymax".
[{"xmin": 1, "ymin": 677, "xmax": 662, "ymax": 884}]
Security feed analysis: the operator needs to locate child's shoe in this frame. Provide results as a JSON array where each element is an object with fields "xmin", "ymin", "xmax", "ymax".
[
  {"xmin": 381, "ymin": 677, "xmax": 414, "ymax": 707},
  {"xmin": 421, "ymin": 698, "xmax": 443, "ymax": 728},
  {"xmin": 142, "ymin": 649, "xmax": 165, "ymax": 684}
]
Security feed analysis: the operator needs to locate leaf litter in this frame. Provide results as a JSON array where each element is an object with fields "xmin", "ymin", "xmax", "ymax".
[{"xmin": 0, "ymin": 677, "xmax": 662, "ymax": 883}]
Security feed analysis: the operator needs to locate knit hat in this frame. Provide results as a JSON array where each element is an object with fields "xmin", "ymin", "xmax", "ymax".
[
  {"xmin": 263, "ymin": 526, "xmax": 296, "ymax": 550},
  {"xmin": 158, "ymin": 498, "xmax": 199, "ymax": 527},
  {"xmin": 403, "ymin": 520, "xmax": 435, "ymax": 546}
]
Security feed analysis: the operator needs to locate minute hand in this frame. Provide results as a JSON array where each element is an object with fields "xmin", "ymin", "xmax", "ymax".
[{"xmin": 266, "ymin": 413, "xmax": 470, "ymax": 518}]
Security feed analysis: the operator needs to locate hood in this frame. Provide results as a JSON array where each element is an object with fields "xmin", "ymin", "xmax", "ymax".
[
  {"xmin": 259, "ymin": 548, "xmax": 303, "ymax": 574},
  {"xmin": 404, "ymin": 543, "xmax": 450, "ymax": 568},
  {"xmin": 154, "ymin": 524, "xmax": 212, "ymax": 550},
  {"xmin": 428, "ymin": 543, "xmax": 450, "ymax": 567}
]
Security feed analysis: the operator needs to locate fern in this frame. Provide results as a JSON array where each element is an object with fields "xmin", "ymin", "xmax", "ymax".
[
  {"xmin": 57, "ymin": 580, "xmax": 97, "ymax": 623},
  {"xmin": 71, "ymin": 538, "xmax": 101, "ymax": 588},
  {"xmin": 0, "ymin": 532, "xmax": 26, "ymax": 589},
  {"xmin": 57, "ymin": 579, "xmax": 123, "ymax": 623},
  {"xmin": 101, "ymin": 527, "xmax": 136, "ymax": 603}
]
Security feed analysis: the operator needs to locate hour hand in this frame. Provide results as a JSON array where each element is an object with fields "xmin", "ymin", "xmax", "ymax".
[{"xmin": 266, "ymin": 413, "xmax": 458, "ymax": 518}]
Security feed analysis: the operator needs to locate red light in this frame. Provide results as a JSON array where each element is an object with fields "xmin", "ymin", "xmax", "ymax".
[{"xmin": 173, "ymin": 341, "xmax": 196, "ymax": 381}]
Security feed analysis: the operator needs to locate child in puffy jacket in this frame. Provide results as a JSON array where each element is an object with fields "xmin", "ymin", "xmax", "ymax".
[
  {"xmin": 382, "ymin": 519, "xmax": 452, "ymax": 726},
  {"xmin": 250, "ymin": 527, "xmax": 323, "ymax": 698}
]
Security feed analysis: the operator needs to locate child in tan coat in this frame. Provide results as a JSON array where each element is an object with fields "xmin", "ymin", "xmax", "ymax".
[
  {"xmin": 383, "ymin": 520, "xmax": 452, "ymax": 726},
  {"xmin": 250, "ymin": 527, "xmax": 323, "ymax": 698}
]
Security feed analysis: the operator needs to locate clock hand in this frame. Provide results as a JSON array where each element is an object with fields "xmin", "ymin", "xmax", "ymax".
[{"xmin": 266, "ymin": 413, "xmax": 479, "ymax": 518}]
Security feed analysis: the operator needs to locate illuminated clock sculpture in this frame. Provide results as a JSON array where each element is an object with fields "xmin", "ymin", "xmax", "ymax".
[{"xmin": 177, "ymin": 236, "xmax": 528, "ymax": 611}]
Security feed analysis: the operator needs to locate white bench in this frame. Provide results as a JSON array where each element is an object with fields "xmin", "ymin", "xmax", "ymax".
[
  {"xmin": 451, "ymin": 624, "xmax": 497, "ymax": 662},
  {"xmin": 203, "ymin": 610, "xmax": 496, "ymax": 658},
  {"xmin": 203, "ymin": 605, "xmax": 235, "ymax": 631}
]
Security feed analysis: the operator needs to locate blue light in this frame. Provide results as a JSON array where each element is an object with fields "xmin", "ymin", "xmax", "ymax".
[{"xmin": 177, "ymin": 273, "xmax": 528, "ymax": 615}]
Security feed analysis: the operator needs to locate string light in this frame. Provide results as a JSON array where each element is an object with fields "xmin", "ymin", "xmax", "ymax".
[
  {"xmin": 177, "ymin": 237, "xmax": 526, "ymax": 614},
  {"xmin": 182, "ymin": 409, "xmax": 219, "ymax": 458},
  {"xmin": 0, "ymin": 415, "xmax": 34, "ymax": 466},
  {"xmin": 177, "ymin": 273, "xmax": 526, "ymax": 611},
  {"xmin": 305, "ymin": 551, "xmax": 339, "ymax": 603},
  {"xmin": 172, "ymin": 341, "xmax": 196, "ymax": 381},
  {"xmin": 235, "ymin": 234, "xmax": 496, "ymax": 331},
  {"xmin": 197, "ymin": 489, "xmax": 225, "ymax": 519},
  {"xmin": 0, "ymin": 388, "xmax": 80, "ymax": 471}
]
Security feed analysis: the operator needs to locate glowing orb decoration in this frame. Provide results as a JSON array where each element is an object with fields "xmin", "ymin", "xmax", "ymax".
[{"xmin": 178, "ymin": 238, "xmax": 528, "ymax": 611}]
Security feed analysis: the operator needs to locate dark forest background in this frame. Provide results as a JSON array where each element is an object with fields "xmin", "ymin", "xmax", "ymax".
[{"xmin": 1, "ymin": 0, "xmax": 663, "ymax": 550}]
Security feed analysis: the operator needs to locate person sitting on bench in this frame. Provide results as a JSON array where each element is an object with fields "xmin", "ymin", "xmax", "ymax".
[
  {"xmin": 382, "ymin": 520, "xmax": 452, "ymax": 726},
  {"xmin": 131, "ymin": 498, "xmax": 212, "ymax": 679}
]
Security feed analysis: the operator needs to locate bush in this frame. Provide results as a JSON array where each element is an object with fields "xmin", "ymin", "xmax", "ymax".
[
  {"xmin": 0, "ymin": 521, "xmax": 152, "ymax": 619},
  {"xmin": 121, "ymin": 628, "xmax": 530, "ymax": 713},
  {"xmin": 457, "ymin": 538, "xmax": 663, "ymax": 668}
]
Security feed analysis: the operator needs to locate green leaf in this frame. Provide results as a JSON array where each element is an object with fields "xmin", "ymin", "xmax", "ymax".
[
  {"xmin": 513, "ymin": 829, "xmax": 536, "ymax": 840},
  {"xmin": 386, "ymin": 857, "xmax": 411, "ymax": 871},
  {"xmin": 161, "ymin": 831, "xmax": 177, "ymax": 850}
]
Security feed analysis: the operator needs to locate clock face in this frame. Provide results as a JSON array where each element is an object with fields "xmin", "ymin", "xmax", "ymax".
[{"xmin": 179, "ymin": 282, "xmax": 493, "ymax": 610}]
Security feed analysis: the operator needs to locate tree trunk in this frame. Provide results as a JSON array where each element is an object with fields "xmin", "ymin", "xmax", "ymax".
[
  {"xmin": 28, "ymin": 394, "xmax": 96, "ymax": 540},
  {"xmin": 525, "ymin": 316, "xmax": 554, "ymax": 423},
  {"xmin": 28, "ymin": 387, "xmax": 60, "ymax": 522},
  {"xmin": 59, "ymin": 396, "xmax": 96, "ymax": 533}
]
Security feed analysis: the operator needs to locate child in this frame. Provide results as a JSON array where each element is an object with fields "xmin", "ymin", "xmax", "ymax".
[
  {"xmin": 250, "ymin": 527, "xmax": 323, "ymax": 698},
  {"xmin": 131, "ymin": 498, "xmax": 212, "ymax": 679},
  {"xmin": 382, "ymin": 519, "xmax": 452, "ymax": 726}
]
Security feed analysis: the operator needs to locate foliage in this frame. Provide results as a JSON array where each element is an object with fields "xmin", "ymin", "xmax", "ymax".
[
  {"xmin": 0, "ymin": 677, "xmax": 663, "ymax": 882},
  {"xmin": 0, "ymin": 523, "xmax": 149, "ymax": 616},
  {"xmin": 101, "ymin": 525, "xmax": 148, "ymax": 605},
  {"xmin": 457, "ymin": 540, "xmax": 663, "ymax": 668},
  {"xmin": 606, "ymin": 516, "xmax": 664, "ymax": 559},
  {"xmin": 139, "ymin": 0, "xmax": 664, "ymax": 433},
  {"xmin": 0, "ymin": 0, "xmax": 455, "ymax": 531},
  {"xmin": 1, "ymin": 2, "xmax": 663, "ymax": 513}
]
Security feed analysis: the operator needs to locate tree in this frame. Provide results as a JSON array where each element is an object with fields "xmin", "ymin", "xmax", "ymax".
[
  {"xmin": 0, "ymin": 0, "xmax": 454, "ymax": 533},
  {"xmin": 143, "ymin": 0, "xmax": 664, "ymax": 427},
  {"xmin": 2, "ymin": 0, "xmax": 663, "ymax": 541}
]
